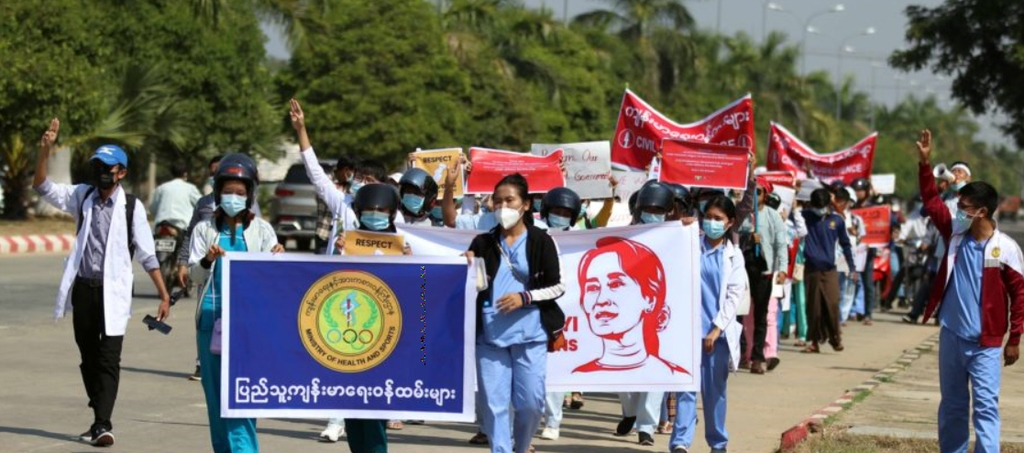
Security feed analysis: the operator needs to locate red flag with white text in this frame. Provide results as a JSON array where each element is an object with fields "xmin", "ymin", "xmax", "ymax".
[
  {"xmin": 765, "ymin": 122, "xmax": 877, "ymax": 184},
  {"xmin": 611, "ymin": 90, "xmax": 754, "ymax": 171}
]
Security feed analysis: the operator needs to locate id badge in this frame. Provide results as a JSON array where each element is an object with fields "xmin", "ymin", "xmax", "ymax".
[{"xmin": 482, "ymin": 299, "xmax": 496, "ymax": 315}]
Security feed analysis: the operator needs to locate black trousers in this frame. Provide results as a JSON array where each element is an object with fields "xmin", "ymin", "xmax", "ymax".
[
  {"xmin": 745, "ymin": 252, "xmax": 771, "ymax": 363},
  {"xmin": 72, "ymin": 279, "xmax": 124, "ymax": 432}
]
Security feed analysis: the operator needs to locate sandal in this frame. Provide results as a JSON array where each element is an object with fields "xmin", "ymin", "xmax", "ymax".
[
  {"xmin": 386, "ymin": 420, "xmax": 404, "ymax": 430},
  {"xmin": 801, "ymin": 344, "xmax": 820, "ymax": 354},
  {"xmin": 570, "ymin": 392, "xmax": 584, "ymax": 410},
  {"xmin": 469, "ymin": 432, "xmax": 489, "ymax": 445},
  {"xmin": 863, "ymin": 318, "xmax": 874, "ymax": 326},
  {"xmin": 794, "ymin": 340, "xmax": 807, "ymax": 347},
  {"xmin": 830, "ymin": 342, "xmax": 845, "ymax": 352},
  {"xmin": 657, "ymin": 421, "xmax": 673, "ymax": 434}
]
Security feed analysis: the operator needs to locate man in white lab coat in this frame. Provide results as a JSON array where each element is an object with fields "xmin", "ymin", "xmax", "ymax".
[{"xmin": 32, "ymin": 119, "xmax": 171, "ymax": 447}]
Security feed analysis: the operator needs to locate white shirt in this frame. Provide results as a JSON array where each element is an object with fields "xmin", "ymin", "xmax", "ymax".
[{"xmin": 151, "ymin": 178, "xmax": 201, "ymax": 230}]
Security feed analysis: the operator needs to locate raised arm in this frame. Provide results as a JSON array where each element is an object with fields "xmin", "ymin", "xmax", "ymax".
[
  {"xmin": 32, "ymin": 118, "xmax": 80, "ymax": 213},
  {"xmin": 290, "ymin": 99, "xmax": 349, "ymax": 217},
  {"xmin": 442, "ymin": 157, "xmax": 463, "ymax": 228},
  {"xmin": 916, "ymin": 129, "xmax": 952, "ymax": 241}
]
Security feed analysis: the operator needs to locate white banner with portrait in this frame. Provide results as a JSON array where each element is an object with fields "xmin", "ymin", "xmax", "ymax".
[{"xmin": 398, "ymin": 222, "xmax": 702, "ymax": 393}]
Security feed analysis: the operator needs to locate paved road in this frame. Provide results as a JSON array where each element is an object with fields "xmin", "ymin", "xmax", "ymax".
[{"xmin": 0, "ymin": 253, "xmax": 940, "ymax": 453}]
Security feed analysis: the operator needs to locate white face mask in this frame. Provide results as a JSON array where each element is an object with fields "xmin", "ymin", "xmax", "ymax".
[{"xmin": 495, "ymin": 207, "xmax": 523, "ymax": 230}]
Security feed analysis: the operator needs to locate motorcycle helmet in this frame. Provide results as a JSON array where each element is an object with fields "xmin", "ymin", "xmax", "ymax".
[
  {"xmin": 213, "ymin": 153, "xmax": 259, "ymax": 209},
  {"xmin": 541, "ymin": 187, "xmax": 583, "ymax": 226},
  {"xmin": 398, "ymin": 168, "xmax": 439, "ymax": 217},
  {"xmin": 353, "ymin": 183, "xmax": 401, "ymax": 226},
  {"xmin": 632, "ymin": 182, "xmax": 675, "ymax": 224}
]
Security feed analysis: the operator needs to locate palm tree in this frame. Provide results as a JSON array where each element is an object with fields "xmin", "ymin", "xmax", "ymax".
[
  {"xmin": 188, "ymin": 0, "xmax": 329, "ymax": 51},
  {"xmin": 573, "ymin": 0, "xmax": 694, "ymax": 41}
]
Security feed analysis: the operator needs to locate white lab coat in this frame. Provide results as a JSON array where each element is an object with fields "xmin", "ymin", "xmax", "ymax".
[
  {"xmin": 187, "ymin": 217, "xmax": 279, "ymax": 299},
  {"xmin": 713, "ymin": 240, "xmax": 747, "ymax": 371},
  {"xmin": 36, "ymin": 181, "xmax": 158, "ymax": 336}
]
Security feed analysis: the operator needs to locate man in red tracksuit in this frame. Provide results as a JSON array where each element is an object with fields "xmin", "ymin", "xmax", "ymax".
[{"xmin": 916, "ymin": 129, "xmax": 1024, "ymax": 453}]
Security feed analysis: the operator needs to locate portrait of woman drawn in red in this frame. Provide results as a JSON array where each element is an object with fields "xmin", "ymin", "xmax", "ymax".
[{"xmin": 572, "ymin": 237, "xmax": 688, "ymax": 376}]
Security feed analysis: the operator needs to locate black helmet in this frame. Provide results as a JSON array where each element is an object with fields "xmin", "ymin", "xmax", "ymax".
[
  {"xmin": 851, "ymin": 177, "xmax": 871, "ymax": 191},
  {"xmin": 353, "ymin": 183, "xmax": 401, "ymax": 224},
  {"xmin": 766, "ymin": 192, "xmax": 782, "ymax": 210},
  {"xmin": 213, "ymin": 153, "xmax": 258, "ymax": 209},
  {"xmin": 828, "ymin": 179, "xmax": 846, "ymax": 193},
  {"xmin": 541, "ymin": 187, "xmax": 583, "ymax": 225},
  {"xmin": 632, "ymin": 182, "xmax": 675, "ymax": 224},
  {"xmin": 665, "ymin": 183, "xmax": 692, "ymax": 216},
  {"xmin": 398, "ymin": 168, "xmax": 439, "ymax": 216}
]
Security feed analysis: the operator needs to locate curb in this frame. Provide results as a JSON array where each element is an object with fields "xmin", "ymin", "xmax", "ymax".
[
  {"xmin": 0, "ymin": 234, "xmax": 75, "ymax": 255},
  {"xmin": 778, "ymin": 332, "xmax": 940, "ymax": 451}
]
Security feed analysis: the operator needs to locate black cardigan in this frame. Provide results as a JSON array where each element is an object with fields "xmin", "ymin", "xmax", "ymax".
[{"xmin": 468, "ymin": 224, "xmax": 566, "ymax": 341}]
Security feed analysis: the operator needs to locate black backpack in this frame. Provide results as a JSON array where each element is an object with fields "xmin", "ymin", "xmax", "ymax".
[{"xmin": 76, "ymin": 186, "xmax": 137, "ymax": 258}]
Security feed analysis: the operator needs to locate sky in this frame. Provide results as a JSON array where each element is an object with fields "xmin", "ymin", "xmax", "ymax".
[{"xmin": 262, "ymin": 0, "xmax": 1010, "ymax": 147}]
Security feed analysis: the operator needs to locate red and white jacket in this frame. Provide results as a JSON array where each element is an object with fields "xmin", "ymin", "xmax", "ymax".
[{"xmin": 920, "ymin": 162, "xmax": 1024, "ymax": 347}]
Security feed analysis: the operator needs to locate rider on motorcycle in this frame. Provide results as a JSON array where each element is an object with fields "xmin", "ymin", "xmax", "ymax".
[{"xmin": 151, "ymin": 162, "xmax": 201, "ymax": 231}]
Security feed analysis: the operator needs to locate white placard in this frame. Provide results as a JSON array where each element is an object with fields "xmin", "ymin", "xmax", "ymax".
[
  {"xmin": 532, "ymin": 141, "xmax": 613, "ymax": 199},
  {"xmin": 871, "ymin": 174, "xmax": 896, "ymax": 195}
]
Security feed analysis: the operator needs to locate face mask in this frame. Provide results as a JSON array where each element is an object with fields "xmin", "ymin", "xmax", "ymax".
[
  {"xmin": 220, "ymin": 194, "xmax": 247, "ymax": 217},
  {"xmin": 93, "ymin": 165, "xmax": 117, "ymax": 190},
  {"xmin": 346, "ymin": 172, "xmax": 354, "ymax": 183},
  {"xmin": 547, "ymin": 214, "xmax": 571, "ymax": 230},
  {"xmin": 430, "ymin": 206, "xmax": 443, "ymax": 220},
  {"xmin": 640, "ymin": 212, "xmax": 666, "ymax": 224},
  {"xmin": 350, "ymin": 181, "xmax": 364, "ymax": 195},
  {"xmin": 495, "ymin": 207, "xmax": 523, "ymax": 230},
  {"xmin": 699, "ymin": 200, "xmax": 708, "ymax": 213},
  {"xmin": 402, "ymin": 194, "xmax": 425, "ymax": 213},
  {"xmin": 952, "ymin": 209, "xmax": 976, "ymax": 234},
  {"xmin": 207, "ymin": 177, "xmax": 215, "ymax": 188},
  {"xmin": 953, "ymin": 181, "xmax": 967, "ymax": 192},
  {"xmin": 360, "ymin": 211, "xmax": 390, "ymax": 231},
  {"xmin": 532, "ymin": 199, "xmax": 542, "ymax": 212},
  {"xmin": 702, "ymin": 219, "xmax": 727, "ymax": 239},
  {"xmin": 813, "ymin": 208, "xmax": 828, "ymax": 217}
]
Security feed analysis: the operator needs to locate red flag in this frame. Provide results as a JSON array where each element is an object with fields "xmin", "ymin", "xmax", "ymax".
[
  {"xmin": 611, "ymin": 90, "xmax": 754, "ymax": 171},
  {"xmin": 766, "ymin": 122, "xmax": 877, "ymax": 184},
  {"xmin": 465, "ymin": 148, "xmax": 565, "ymax": 194}
]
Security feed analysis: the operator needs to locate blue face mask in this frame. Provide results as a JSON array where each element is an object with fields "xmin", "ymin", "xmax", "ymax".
[
  {"xmin": 640, "ymin": 212, "xmax": 666, "ymax": 224},
  {"xmin": 207, "ymin": 177, "xmax": 215, "ymax": 188},
  {"xmin": 360, "ymin": 211, "xmax": 390, "ymax": 231},
  {"xmin": 953, "ymin": 181, "xmax": 967, "ymax": 192},
  {"xmin": 813, "ymin": 207, "xmax": 828, "ymax": 217},
  {"xmin": 402, "ymin": 194, "xmax": 425, "ymax": 213},
  {"xmin": 430, "ymin": 206, "xmax": 443, "ymax": 220},
  {"xmin": 532, "ymin": 199, "xmax": 542, "ymax": 212},
  {"xmin": 702, "ymin": 219, "xmax": 727, "ymax": 239},
  {"xmin": 547, "ymin": 214, "xmax": 571, "ymax": 230},
  {"xmin": 220, "ymin": 194, "xmax": 247, "ymax": 217},
  {"xmin": 699, "ymin": 200, "xmax": 708, "ymax": 214},
  {"xmin": 350, "ymin": 181, "xmax": 364, "ymax": 195}
]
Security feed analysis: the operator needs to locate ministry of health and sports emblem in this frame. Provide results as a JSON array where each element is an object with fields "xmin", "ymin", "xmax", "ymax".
[{"xmin": 298, "ymin": 271, "xmax": 402, "ymax": 373}]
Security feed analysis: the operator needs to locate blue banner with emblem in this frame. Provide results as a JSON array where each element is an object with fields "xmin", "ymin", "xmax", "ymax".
[{"xmin": 220, "ymin": 253, "xmax": 475, "ymax": 421}]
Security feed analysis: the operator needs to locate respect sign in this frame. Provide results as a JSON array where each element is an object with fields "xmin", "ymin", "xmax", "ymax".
[
  {"xmin": 532, "ymin": 141, "xmax": 612, "ymax": 199},
  {"xmin": 344, "ymin": 230, "xmax": 405, "ymax": 256},
  {"xmin": 411, "ymin": 148, "xmax": 464, "ymax": 198}
]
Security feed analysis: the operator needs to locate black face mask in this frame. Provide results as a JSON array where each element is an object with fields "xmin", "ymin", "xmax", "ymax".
[{"xmin": 93, "ymin": 165, "xmax": 117, "ymax": 190}]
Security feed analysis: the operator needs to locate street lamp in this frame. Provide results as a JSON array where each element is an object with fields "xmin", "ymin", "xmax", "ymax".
[
  {"xmin": 835, "ymin": 26, "xmax": 876, "ymax": 120},
  {"xmin": 801, "ymin": 3, "xmax": 845, "ymax": 75},
  {"xmin": 763, "ymin": 2, "xmax": 783, "ymax": 43}
]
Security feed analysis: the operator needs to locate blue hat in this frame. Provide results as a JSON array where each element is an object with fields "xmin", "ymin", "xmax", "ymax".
[{"xmin": 90, "ymin": 145, "xmax": 128, "ymax": 168}]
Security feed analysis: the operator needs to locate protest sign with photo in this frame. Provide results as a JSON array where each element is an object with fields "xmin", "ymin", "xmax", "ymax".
[
  {"xmin": 532, "ymin": 141, "xmax": 613, "ymax": 199},
  {"xmin": 766, "ymin": 122, "xmax": 877, "ymax": 184},
  {"xmin": 611, "ymin": 89, "xmax": 754, "ymax": 171},
  {"xmin": 852, "ymin": 205, "xmax": 892, "ymax": 247},
  {"xmin": 658, "ymin": 140, "xmax": 750, "ymax": 190},
  {"xmin": 411, "ymin": 148, "xmax": 464, "ymax": 198},
  {"xmin": 466, "ymin": 147, "xmax": 565, "ymax": 194},
  {"xmin": 221, "ymin": 253, "xmax": 474, "ymax": 421},
  {"xmin": 344, "ymin": 230, "xmax": 405, "ymax": 256}
]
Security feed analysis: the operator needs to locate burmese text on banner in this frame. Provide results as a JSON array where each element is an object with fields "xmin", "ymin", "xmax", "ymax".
[
  {"xmin": 611, "ymin": 89, "xmax": 754, "ymax": 171},
  {"xmin": 531, "ymin": 142, "xmax": 613, "ymax": 199},
  {"xmin": 754, "ymin": 170, "xmax": 796, "ymax": 188},
  {"xmin": 658, "ymin": 140, "xmax": 750, "ymax": 190},
  {"xmin": 766, "ymin": 122, "xmax": 877, "ymax": 184},
  {"xmin": 399, "ymin": 223, "xmax": 703, "ymax": 392},
  {"xmin": 411, "ymin": 148, "xmax": 464, "ymax": 198},
  {"xmin": 852, "ymin": 206, "xmax": 892, "ymax": 247},
  {"xmin": 220, "ymin": 253, "xmax": 475, "ymax": 421},
  {"xmin": 466, "ymin": 148, "xmax": 565, "ymax": 194}
]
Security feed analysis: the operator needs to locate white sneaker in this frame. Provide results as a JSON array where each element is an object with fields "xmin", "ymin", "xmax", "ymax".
[
  {"xmin": 319, "ymin": 423, "xmax": 345, "ymax": 442},
  {"xmin": 540, "ymin": 427, "xmax": 559, "ymax": 440}
]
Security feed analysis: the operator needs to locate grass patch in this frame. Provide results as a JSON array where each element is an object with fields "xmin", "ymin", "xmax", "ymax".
[
  {"xmin": 877, "ymin": 375, "xmax": 894, "ymax": 383},
  {"xmin": 0, "ymin": 218, "xmax": 75, "ymax": 235},
  {"xmin": 792, "ymin": 428, "xmax": 1024, "ymax": 453}
]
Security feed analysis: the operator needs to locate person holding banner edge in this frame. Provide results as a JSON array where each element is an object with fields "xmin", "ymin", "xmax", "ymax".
[
  {"xmin": 188, "ymin": 153, "xmax": 285, "ymax": 453},
  {"xmin": 670, "ymin": 193, "xmax": 745, "ymax": 453},
  {"xmin": 464, "ymin": 173, "xmax": 566, "ymax": 453}
]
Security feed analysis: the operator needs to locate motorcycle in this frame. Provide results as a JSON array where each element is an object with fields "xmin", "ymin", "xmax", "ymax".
[{"xmin": 154, "ymin": 221, "xmax": 184, "ymax": 296}]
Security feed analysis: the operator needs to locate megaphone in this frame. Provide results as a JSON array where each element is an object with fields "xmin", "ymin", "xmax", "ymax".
[{"xmin": 933, "ymin": 163, "xmax": 956, "ymax": 183}]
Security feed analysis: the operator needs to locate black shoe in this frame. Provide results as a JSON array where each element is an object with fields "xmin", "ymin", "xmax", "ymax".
[
  {"xmin": 89, "ymin": 428, "xmax": 114, "ymax": 447},
  {"xmin": 710, "ymin": 448, "xmax": 728, "ymax": 453},
  {"xmin": 188, "ymin": 365, "xmax": 201, "ymax": 381},
  {"xmin": 638, "ymin": 431, "xmax": 654, "ymax": 446},
  {"xmin": 901, "ymin": 315, "xmax": 917, "ymax": 324},
  {"xmin": 615, "ymin": 416, "xmax": 636, "ymax": 436},
  {"xmin": 767, "ymin": 357, "xmax": 781, "ymax": 371},
  {"xmin": 78, "ymin": 431, "xmax": 92, "ymax": 442}
]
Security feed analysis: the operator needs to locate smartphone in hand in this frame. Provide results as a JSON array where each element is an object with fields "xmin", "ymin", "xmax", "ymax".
[{"xmin": 143, "ymin": 315, "xmax": 172, "ymax": 335}]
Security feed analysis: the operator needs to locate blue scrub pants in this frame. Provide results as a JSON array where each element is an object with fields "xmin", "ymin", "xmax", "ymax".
[
  {"xmin": 671, "ymin": 338, "xmax": 730, "ymax": 451},
  {"xmin": 477, "ymin": 340, "xmax": 547, "ymax": 453},
  {"xmin": 198, "ymin": 329, "xmax": 258, "ymax": 453},
  {"xmin": 938, "ymin": 328, "xmax": 1002, "ymax": 453}
]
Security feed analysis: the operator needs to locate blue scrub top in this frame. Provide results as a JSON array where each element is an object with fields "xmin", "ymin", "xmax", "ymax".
[
  {"xmin": 481, "ymin": 231, "xmax": 545, "ymax": 347},
  {"xmin": 700, "ymin": 238, "xmax": 725, "ymax": 336},
  {"xmin": 940, "ymin": 234, "xmax": 986, "ymax": 341},
  {"xmin": 199, "ymin": 224, "xmax": 248, "ymax": 331}
]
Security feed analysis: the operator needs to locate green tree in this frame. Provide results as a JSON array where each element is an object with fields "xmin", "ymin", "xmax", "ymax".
[{"xmin": 890, "ymin": 0, "xmax": 1024, "ymax": 147}]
